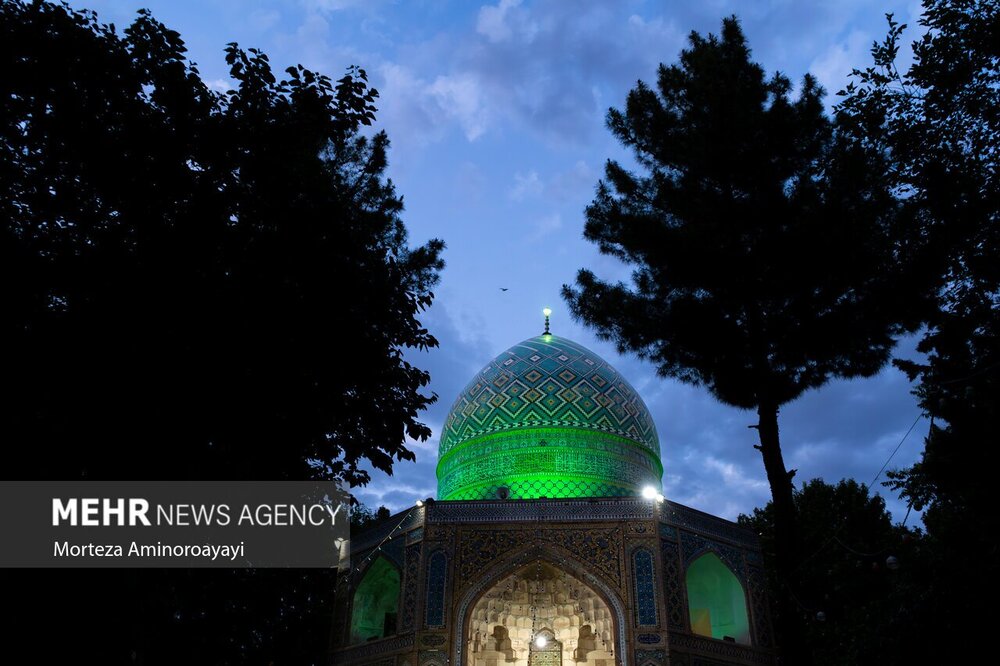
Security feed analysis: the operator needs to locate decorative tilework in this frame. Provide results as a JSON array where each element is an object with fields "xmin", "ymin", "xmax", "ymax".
[
  {"xmin": 635, "ymin": 648, "xmax": 666, "ymax": 666},
  {"xmin": 331, "ymin": 633, "xmax": 415, "ymax": 664},
  {"xmin": 424, "ymin": 551, "xmax": 448, "ymax": 628},
  {"xmin": 669, "ymin": 632, "xmax": 776, "ymax": 664},
  {"xmin": 437, "ymin": 428, "xmax": 662, "ymax": 500},
  {"xmin": 658, "ymin": 523, "xmax": 678, "ymax": 541},
  {"xmin": 381, "ymin": 535, "xmax": 405, "ymax": 569},
  {"xmin": 660, "ymin": 539, "xmax": 686, "ymax": 630},
  {"xmin": 399, "ymin": 543, "xmax": 420, "ymax": 632},
  {"xmin": 680, "ymin": 531, "xmax": 745, "ymax": 582},
  {"xmin": 457, "ymin": 527, "xmax": 623, "ymax": 588},
  {"xmin": 426, "ymin": 497, "xmax": 654, "ymax": 523},
  {"xmin": 436, "ymin": 335, "xmax": 662, "ymax": 500},
  {"xmin": 420, "ymin": 634, "xmax": 446, "ymax": 647},
  {"xmin": 632, "ymin": 548, "xmax": 658, "ymax": 627},
  {"xmin": 352, "ymin": 508, "xmax": 424, "ymax": 554},
  {"xmin": 419, "ymin": 650, "xmax": 445, "ymax": 666},
  {"xmin": 451, "ymin": 544, "xmax": 632, "ymax": 666},
  {"xmin": 663, "ymin": 502, "xmax": 758, "ymax": 547}
]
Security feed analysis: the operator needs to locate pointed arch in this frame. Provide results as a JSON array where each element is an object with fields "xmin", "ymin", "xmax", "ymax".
[
  {"xmin": 454, "ymin": 542, "xmax": 629, "ymax": 666},
  {"xmin": 685, "ymin": 551, "xmax": 750, "ymax": 644},
  {"xmin": 350, "ymin": 554, "xmax": 401, "ymax": 644}
]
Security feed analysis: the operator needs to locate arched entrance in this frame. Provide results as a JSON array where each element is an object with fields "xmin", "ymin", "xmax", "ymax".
[{"xmin": 466, "ymin": 561, "xmax": 615, "ymax": 666}]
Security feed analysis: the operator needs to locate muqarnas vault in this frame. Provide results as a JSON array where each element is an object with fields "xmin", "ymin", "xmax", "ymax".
[{"xmin": 332, "ymin": 331, "xmax": 777, "ymax": 666}]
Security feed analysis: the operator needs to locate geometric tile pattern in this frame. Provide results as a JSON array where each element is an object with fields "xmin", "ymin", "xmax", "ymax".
[
  {"xmin": 660, "ymin": 538, "xmax": 687, "ymax": 630},
  {"xmin": 635, "ymin": 649, "xmax": 666, "ymax": 666},
  {"xmin": 437, "ymin": 427, "xmax": 663, "ymax": 500},
  {"xmin": 442, "ymin": 477, "xmax": 634, "ymax": 501},
  {"xmin": 632, "ymin": 548, "xmax": 659, "ymax": 627},
  {"xmin": 680, "ymin": 531, "xmax": 746, "ymax": 583},
  {"xmin": 424, "ymin": 550, "xmax": 448, "ymax": 629},
  {"xmin": 669, "ymin": 632, "xmax": 776, "ymax": 664},
  {"xmin": 439, "ymin": 335, "xmax": 659, "ymax": 455},
  {"xmin": 457, "ymin": 526, "xmax": 624, "ymax": 589},
  {"xmin": 437, "ymin": 335, "xmax": 662, "ymax": 500},
  {"xmin": 399, "ymin": 543, "xmax": 421, "ymax": 632}
]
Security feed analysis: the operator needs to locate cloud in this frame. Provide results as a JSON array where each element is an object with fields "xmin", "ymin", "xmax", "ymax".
[
  {"xmin": 302, "ymin": 0, "xmax": 367, "ymax": 12},
  {"xmin": 548, "ymin": 160, "xmax": 597, "ymax": 203},
  {"xmin": 809, "ymin": 29, "xmax": 870, "ymax": 98},
  {"xmin": 247, "ymin": 8, "xmax": 281, "ymax": 31},
  {"xmin": 376, "ymin": 1, "xmax": 685, "ymax": 146},
  {"xmin": 509, "ymin": 170, "xmax": 543, "ymax": 201},
  {"xmin": 428, "ymin": 73, "xmax": 491, "ymax": 141},
  {"xmin": 477, "ymin": 0, "xmax": 535, "ymax": 43},
  {"xmin": 528, "ymin": 212, "xmax": 562, "ymax": 241},
  {"xmin": 376, "ymin": 65, "xmax": 491, "ymax": 144},
  {"xmin": 377, "ymin": 63, "xmax": 442, "ymax": 147},
  {"xmin": 206, "ymin": 78, "xmax": 233, "ymax": 93}
]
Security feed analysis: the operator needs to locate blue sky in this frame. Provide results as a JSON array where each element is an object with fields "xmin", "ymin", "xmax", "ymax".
[{"xmin": 74, "ymin": 0, "xmax": 929, "ymax": 522}]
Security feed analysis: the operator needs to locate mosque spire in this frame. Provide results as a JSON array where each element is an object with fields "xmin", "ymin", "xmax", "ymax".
[{"xmin": 542, "ymin": 307, "xmax": 552, "ymax": 335}]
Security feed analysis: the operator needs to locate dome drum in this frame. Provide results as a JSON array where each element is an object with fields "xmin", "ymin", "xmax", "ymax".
[{"xmin": 436, "ymin": 335, "xmax": 663, "ymax": 501}]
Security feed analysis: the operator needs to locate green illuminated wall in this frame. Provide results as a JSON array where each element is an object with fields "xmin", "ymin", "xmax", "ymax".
[
  {"xmin": 685, "ymin": 553, "xmax": 750, "ymax": 644},
  {"xmin": 436, "ymin": 335, "xmax": 662, "ymax": 500},
  {"xmin": 350, "ymin": 556, "xmax": 400, "ymax": 644}
]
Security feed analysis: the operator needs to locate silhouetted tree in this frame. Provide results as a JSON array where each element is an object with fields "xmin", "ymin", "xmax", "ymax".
[
  {"xmin": 1, "ymin": 2, "xmax": 443, "ymax": 664},
  {"xmin": 562, "ymin": 18, "xmax": 926, "ymax": 660},
  {"xmin": 1, "ymin": 0, "xmax": 443, "ymax": 485},
  {"xmin": 740, "ymin": 479, "xmax": 919, "ymax": 666},
  {"xmin": 350, "ymin": 503, "xmax": 393, "ymax": 531},
  {"xmin": 839, "ymin": 1, "xmax": 999, "ymax": 660}
]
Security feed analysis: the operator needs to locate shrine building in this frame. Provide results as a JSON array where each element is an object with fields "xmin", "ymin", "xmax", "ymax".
[{"xmin": 332, "ymin": 322, "xmax": 777, "ymax": 666}]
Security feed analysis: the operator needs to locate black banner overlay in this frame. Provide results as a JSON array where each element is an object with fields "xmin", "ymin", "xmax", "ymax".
[{"xmin": 0, "ymin": 481, "xmax": 350, "ymax": 568}]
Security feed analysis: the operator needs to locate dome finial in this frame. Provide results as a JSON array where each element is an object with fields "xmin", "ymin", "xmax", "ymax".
[{"xmin": 542, "ymin": 307, "xmax": 552, "ymax": 335}]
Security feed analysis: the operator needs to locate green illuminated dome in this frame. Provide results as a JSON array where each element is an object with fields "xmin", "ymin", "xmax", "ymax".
[{"xmin": 436, "ymin": 334, "xmax": 663, "ymax": 500}]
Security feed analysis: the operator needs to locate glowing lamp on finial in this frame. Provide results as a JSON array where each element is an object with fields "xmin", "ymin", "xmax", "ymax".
[{"xmin": 542, "ymin": 307, "xmax": 552, "ymax": 335}]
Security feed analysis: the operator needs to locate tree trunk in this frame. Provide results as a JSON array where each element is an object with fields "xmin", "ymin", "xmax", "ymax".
[{"xmin": 755, "ymin": 401, "xmax": 810, "ymax": 665}]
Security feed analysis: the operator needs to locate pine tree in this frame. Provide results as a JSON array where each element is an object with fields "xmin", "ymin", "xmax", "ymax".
[{"xmin": 563, "ymin": 18, "xmax": 925, "ymax": 659}]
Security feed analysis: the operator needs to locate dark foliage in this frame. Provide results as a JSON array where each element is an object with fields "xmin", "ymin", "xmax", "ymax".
[
  {"xmin": 562, "ymin": 17, "xmax": 925, "ymax": 660},
  {"xmin": 0, "ymin": 0, "xmax": 444, "ymax": 485},
  {"xmin": 838, "ymin": 1, "xmax": 1000, "ymax": 660},
  {"xmin": 0, "ymin": 1, "xmax": 443, "ymax": 663},
  {"xmin": 740, "ymin": 480, "xmax": 920, "ymax": 665},
  {"xmin": 350, "ymin": 503, "xmax": 393, "ymax": 531}
]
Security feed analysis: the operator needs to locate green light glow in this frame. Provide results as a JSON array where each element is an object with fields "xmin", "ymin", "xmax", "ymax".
[
  {"xmin": 686, "ymin": 552, "xmax": 750, "ymax": 644},
  {"xmin": 436, "ymin": 335, "xmax": 662, "ymax": 500},
  {"xmin": 349, "ymin": 556, "xmax": 400, "ymax": 644}
]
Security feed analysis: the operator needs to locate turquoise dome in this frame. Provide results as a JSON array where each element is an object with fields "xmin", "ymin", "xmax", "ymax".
[{"xmin": 436, "ymin": 334, "xmax": 662, "ymax": 500}]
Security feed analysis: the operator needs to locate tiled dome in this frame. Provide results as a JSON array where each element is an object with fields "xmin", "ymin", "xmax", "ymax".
[{"xmin": 436, "ymin": 334, "xmax": 662, "ymax": 500}]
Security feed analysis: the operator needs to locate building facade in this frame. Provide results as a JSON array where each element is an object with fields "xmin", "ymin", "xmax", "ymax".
[{"xmin": 331, "ymin": 333, "xmax": 778, "ymax": 666}]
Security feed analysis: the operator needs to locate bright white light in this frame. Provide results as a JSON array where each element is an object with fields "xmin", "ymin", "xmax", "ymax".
[
  {"xmin": 655, "ymin": 493, "xmax": 665, "ymax": 503},
  {"xmin": 641, "ymin": 486, "xmax": 658, "ymax": 500},
  {"xmin": 415, "ymin": 500, "xmax": 424, "ymax": 507},
  {"xmin": 535, "ymin": 636, "xmax": 548, "ymax": 648},
  {"xmin": 543, "ymin": 307, "xmax": 552, "ymax": 317}
]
